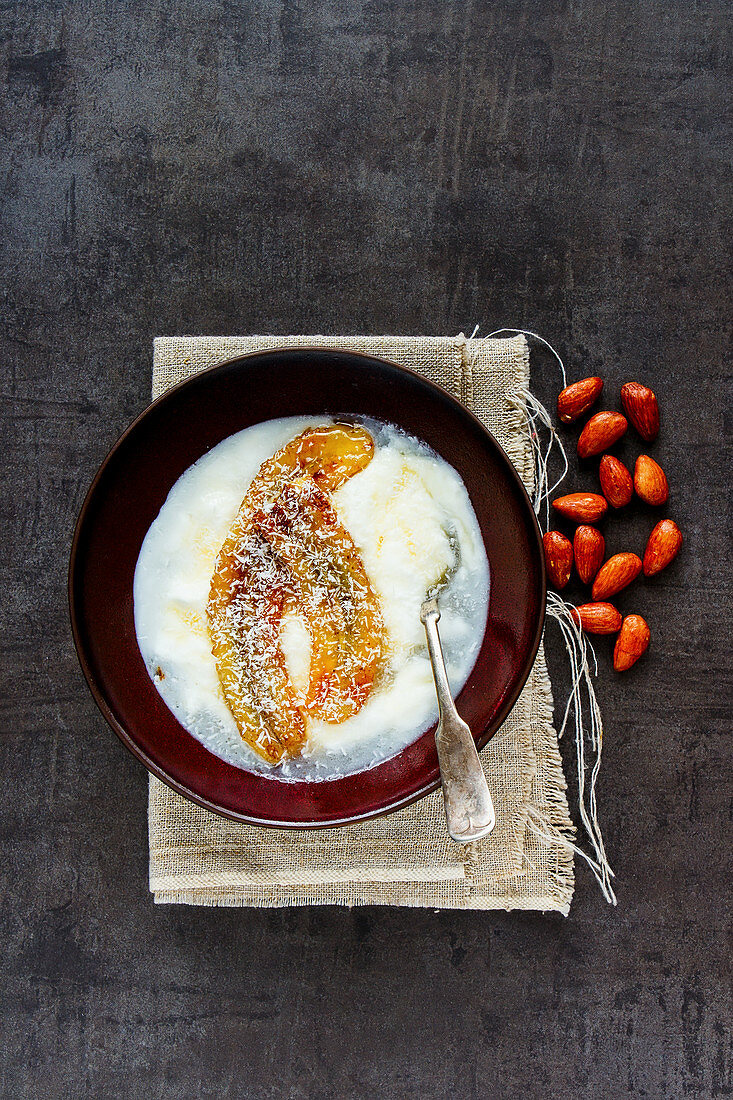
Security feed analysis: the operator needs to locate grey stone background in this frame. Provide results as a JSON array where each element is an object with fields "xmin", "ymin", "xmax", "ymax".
[{"xmin": 1, "ymin": 1, "xmax": 730, "ymax": 1097}]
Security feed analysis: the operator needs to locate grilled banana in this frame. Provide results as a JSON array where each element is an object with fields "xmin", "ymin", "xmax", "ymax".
[{"xmin": 207, "ymin": 424, "xmax": 381, "ymax": 763}]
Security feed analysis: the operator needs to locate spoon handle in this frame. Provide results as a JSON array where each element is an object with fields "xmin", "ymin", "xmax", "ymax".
[{"xmin": 421, "ymin": 599, "xmax": 495, "ymax": 843}]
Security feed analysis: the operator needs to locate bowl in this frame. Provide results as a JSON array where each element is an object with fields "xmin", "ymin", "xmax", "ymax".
[{"xmin": 69, "ymin": 348, "xmax": 545, "ymax": 827}]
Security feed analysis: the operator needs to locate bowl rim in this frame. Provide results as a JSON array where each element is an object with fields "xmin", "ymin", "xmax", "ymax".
[{"xmin": 68, "ymin": 345, "xmax": 547, "ymax": 827}]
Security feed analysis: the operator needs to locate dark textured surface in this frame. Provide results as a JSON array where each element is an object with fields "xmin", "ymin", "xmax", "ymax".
[{"xmin": 1, "ymin": 1, "xmax": 731, "ymax": 1097}]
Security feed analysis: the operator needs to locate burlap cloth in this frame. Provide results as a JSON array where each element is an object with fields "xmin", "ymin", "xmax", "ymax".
[{"xmin": 148, "ymin": 334, "xmax": 575, "ymax": 912}]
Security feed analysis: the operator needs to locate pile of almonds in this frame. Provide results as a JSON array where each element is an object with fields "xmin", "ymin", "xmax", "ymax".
[{"xmin": 544, "ymin": 378, "xmax": 682, "ymax": 671}]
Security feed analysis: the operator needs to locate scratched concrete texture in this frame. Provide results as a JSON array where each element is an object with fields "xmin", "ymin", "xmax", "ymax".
[{"xmin": 1, "ymin": 1, "xmax": 731, "ymax": 1097}]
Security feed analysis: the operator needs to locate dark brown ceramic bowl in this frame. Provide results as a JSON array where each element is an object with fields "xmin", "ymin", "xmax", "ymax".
[{"xmin": 69, "ymin": 348, "xmax": 545, "ymax": 827}]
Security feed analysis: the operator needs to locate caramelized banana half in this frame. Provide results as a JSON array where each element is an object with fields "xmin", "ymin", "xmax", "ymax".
[
  {"xmin": 256, "ymin": 477, "xmax": 387, "ymax": 724},
  {"xmin": 207, "ymin": 532, "xmax": 305, "ymax": 764},
  {"xmin": 207, "ymin": 424, "xmax": 380, "ymax": 763}
]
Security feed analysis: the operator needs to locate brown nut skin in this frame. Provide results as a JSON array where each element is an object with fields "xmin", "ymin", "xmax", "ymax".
[
  {"xmin": 570, "ymin": 603, "xmax": 623, "ymax": 634},
  {"xmin": 614, "ymin": 614, "xmax": 651, "ymax": 671},
  {"xmin": 573, "ymin": 526, "xmax": 605, "ymax": 585},
  {"xmin": 557, "ymin": 377, "xmax": 603, "ymax": 424},
  {"xmin": 552, "ymin": 493, "xmax": 608, "ymax": 524},
  {"xmin": 599, "ymin": 454, "xmax": 634, "ymax": 508},
  {"xmin": 621, "ymin": 382, "xmax": 660, "ymax": 442},
  {"xmin": 643, "ymin": 519, "xmax": 683, "ymax": 576},
  {"xmin": 591, "ymin": 552, "xmax": 643, "ymax": 600},
  {"xmin": 577, "ymin": 411, "xmax": 628, "ymax": 459},
  {"xmin": 543, "ymin": 531, "xmax": 573, "ymax": 589},
  {"xmin": 634, "ymin": 454, "xmax": 669, "ymax": 505}
]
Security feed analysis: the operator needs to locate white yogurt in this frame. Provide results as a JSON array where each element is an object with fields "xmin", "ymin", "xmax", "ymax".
[{"xmin": 134, "ymin": 416, "xmax": 490, "ymax": 780}]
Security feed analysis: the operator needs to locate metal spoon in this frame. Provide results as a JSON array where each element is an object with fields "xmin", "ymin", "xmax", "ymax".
[{"xmin": 420, "ymin": 596, "xmax": 495, "ymax": 843}]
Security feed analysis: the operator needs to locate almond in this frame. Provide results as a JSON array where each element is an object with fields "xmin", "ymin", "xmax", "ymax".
[
  {"xmin": 552, "ymin": 493, "xmax": 608, "ymax": 524},
  {"xmin": 577, "ymin": 411, "xmax": 628, "ymax": 459},
  {"xmin": 621, "ymin": 382, "xmax": 660, "ymax": 442},
  {"xmin": 573, "ymin": 525, "xmax": 605, "ymax": 585},
  {"xmin": 557, "ymin": 377, "xmax": 603, "ymax": 424},
  {"xmin": 570, "ymin": 602, "xmax": 623, "ymax": 634},
  {"xmin": 634, "ymin": 454, "xmax": 669, "ymax": 505},
  {"xmin": 543, "ymin": 531, "xmax": 573, "ymax": 589},
  {"xmin": 599, "ymin": 454, "xmax": 634, "ymax": 508},
  {"xmin": 643, "ymin": 519, "xmax": 683, "ymax": 576},
  {"xmin": 592, "ymin": 552, "xmax": 642, "ymax": 600},
  {"xmin": 613, "ymin": 614, "xmax": 650, "ymax": 671}
]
